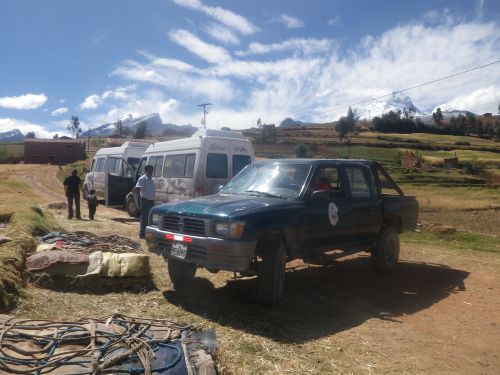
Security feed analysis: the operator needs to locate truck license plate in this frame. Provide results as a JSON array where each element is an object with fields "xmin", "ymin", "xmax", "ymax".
[{"xmin": 171, "ymin": 242, "xmax": 188, "ymax": 259}]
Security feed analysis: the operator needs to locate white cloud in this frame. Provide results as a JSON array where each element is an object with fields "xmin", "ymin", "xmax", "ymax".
[
  {"xmin": 0, "ymin": 118, "xmax": 69, "ymax": 138},
  {"xmin": 0, "ymin": 93, "xmax": 47, "ymax": 110},
  {"xmin": 113, "ymin": 14, "xmax": 500, "ymax": 127},
  {"xmin": 169, "ymin": 29, "xmax": 231, "ymax": 64},
  {"xmin": 79, "ymin": 95, "xmax": 102, "ymax": 110},
  {"xmin": 171, "ymin": 0, "xmax": 259, "ymax": 35},
  {"xmin": 328, "ymin": 16, "xmax": 341, "ymax": 26},
  {"xmin": 88, "ymin": 90, "xmax": 182, "ymax": 127},
  {"xmin": 272, "ymin": 14, "xmax": 304, "ymax": 29},
  {"xmin": 203, "ymin": 23, "xmax": 240, "ymax": 45},
  {"xmin": 443, "ymin": 85, "xmax": 500, "ymax": 114},
  {"xmin": 112, "ymin": 59, "xmax": 235, "ymax": 103},
  {"xmin": 51, "ymin": 107, "xmax": 68, "ymax": 116},
  {"xmin": 78, "ymin": 86, "xmax": 135, "ymax": 110},
  {"xmin": 236, "ymin": 38, "xmax": 335, "ymax": 56}
]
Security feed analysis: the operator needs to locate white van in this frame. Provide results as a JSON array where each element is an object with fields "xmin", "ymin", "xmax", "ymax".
[
  {"xmin": 124, "ymin": 129, "xmax": 254, "ymax": 216},
  {"xmin": 83, "ymin": 141, "xmax": 150, "ymax": 202}
]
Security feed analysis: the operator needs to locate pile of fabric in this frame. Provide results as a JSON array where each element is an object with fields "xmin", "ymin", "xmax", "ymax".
[
  {"xmin": 0, "ymin": 313, "xmax": 216, "ymax": 375},
  {"xmin": 27, "ymin": 231, "xmax": 150, "ymax": 278}
]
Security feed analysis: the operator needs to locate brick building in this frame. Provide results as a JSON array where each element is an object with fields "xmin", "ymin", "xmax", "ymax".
[{"xmin": 24, "ymin": 139, "xmax": 86, "ymax": 164}]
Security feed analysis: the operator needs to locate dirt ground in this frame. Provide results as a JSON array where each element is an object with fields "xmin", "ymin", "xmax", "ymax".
[{"xmin": 7, "ymin": 165, "xmax": 500, "ymax": 374}]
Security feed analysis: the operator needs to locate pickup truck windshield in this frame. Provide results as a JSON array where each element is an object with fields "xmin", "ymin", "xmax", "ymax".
[{"xmin": 221, "ymin": 163, "xmax": 311, "ymax": 198}]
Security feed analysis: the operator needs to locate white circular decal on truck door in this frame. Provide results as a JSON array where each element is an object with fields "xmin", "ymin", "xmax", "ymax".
[{"xmin": 328, "ymin": 202, "xmax": 339, "ymax": 226}]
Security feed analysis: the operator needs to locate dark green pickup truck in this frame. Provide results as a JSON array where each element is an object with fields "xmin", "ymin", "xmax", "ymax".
[{"xmin": 145, "ymin": 159, "xmax": 419, "ymax": 306}]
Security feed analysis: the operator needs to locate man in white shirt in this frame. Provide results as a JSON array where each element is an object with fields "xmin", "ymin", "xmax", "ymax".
[{"xmin": 136, "ymin": 164, "xmax": 155, "ymax": 239}]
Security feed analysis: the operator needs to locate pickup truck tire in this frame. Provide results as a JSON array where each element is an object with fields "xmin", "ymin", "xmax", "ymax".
[
  {"xmin": 258, "ymin": 240, "xmax": 286, "ymax": 307},
  {"xmin": 371, "ymin": 226, "xmax": 400, "ymax": 271},
  {"xmin": 126, "ymin": 196, "xmax": 140, "ymax": 218},
  {"xmin": 167, "ymin": 258, "xmax": 197, "ymax": 289}
]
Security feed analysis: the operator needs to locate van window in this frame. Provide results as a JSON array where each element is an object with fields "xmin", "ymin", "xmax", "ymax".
[
  {"xmin": 108, "ymin": 157, "xmax": 121, "ymax": 174},
  {"xmin": 207, "ymin": 153, "xmax": 228, "ymax": 178},
  {"xmin": 148, "ymin": 156, "xmax": 164, "ymax": 177},
  {"xmin": 136, "ymin": 157, "xmax": 147, "ymax": 177},
  {"xmin": 95, "ymin": 158, "xmax": 105, "ymax": 172},
  {"xmin": 232, "ymin": 155, "xmax": 251, "ymax": 176},
  {"xmin": 127, "ymin": 157, "xmax": 141, "ymax": 169},
  {"xmin": 163, "ymin": 154, "xmax": 196, "ymax": 177}
]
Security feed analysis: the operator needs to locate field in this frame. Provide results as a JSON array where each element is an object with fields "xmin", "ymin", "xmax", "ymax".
[{"xmin": 1, "ymin": 130, "xmax": 499, "ymax": 374}]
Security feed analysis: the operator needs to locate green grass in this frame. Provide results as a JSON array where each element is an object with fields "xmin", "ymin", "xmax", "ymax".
[
  {"xmin": 0, "ymin": 142, "xmax": 24, "ymax": 161},
  {"xmin": 361, "ymin": 132, "xmax": 498, "ymax": 147},
  {"xmin": 420, "ymin": 149, "xmax": 500, "ymax": 167},
  {"xmin": 402, "ymin": 230, "xmax": 500, "ymax": 254}
]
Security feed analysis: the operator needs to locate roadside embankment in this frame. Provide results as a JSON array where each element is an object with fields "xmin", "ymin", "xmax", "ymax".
[{"xmin": 0, "ymin": 207, "xmax": 58, "ymax": 311}]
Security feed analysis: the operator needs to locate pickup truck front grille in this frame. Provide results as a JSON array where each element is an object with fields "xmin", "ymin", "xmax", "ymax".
[{"xmin": 161, "ymin": 215, "xmax": 206, "ymax": 236}]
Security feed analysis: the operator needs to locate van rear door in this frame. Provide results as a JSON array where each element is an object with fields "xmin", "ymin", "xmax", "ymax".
[{"xmin": 105, "ymin": 159, "xmax": 135, "ymax": 207}]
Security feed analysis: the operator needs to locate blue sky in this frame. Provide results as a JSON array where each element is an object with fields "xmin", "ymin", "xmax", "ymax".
[{"xmin": 0, "ymin": 0, "xmax": 499, "ymax": 137}]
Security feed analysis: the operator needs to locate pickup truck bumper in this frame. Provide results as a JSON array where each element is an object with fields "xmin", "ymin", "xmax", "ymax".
[{"xmin": 145, "ymin": 226, "xmax": 257, "ymax": 272}]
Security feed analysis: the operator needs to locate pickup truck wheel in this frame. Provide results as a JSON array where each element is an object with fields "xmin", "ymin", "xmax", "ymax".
[
  {"xmin": 126, "ymin": 196, "xmax": 140, "ymax": 218},
  {"xmin": 371, "ymin": 227, "xmax": 400, "ymax": 271},
  {"xmin": 258, "ymin": 240, "xmax": 286, "ymax": 307},
  {"xmin": 167, "ymin": 258, "xmax": 196, "ymax": 289}
]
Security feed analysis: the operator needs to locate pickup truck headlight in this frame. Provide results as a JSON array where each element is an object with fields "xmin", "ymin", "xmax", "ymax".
[
  {"xmin": 214, "ymin": 222, "xmax": 245, "ymax": 239},
  {"xmin": 150, "ymin": 213, "xmax": 161, "ymax": 226}
]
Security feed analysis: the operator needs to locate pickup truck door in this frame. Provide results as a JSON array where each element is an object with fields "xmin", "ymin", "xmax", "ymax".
[
  {"xmin": 301, "ymin": 166, "xmax": 352, "ymax": 254},
  {"xmin": 341, "ymin": 164, "xmax": 382, "ymax": 238}
]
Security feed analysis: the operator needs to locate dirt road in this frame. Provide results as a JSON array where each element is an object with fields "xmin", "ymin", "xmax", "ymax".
[{"xmin": 11, "ymin": 165, "xmax": 500, "ymax": 374}]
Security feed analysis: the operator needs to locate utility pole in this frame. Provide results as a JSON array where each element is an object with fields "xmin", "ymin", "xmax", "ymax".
[
  {"xmin": 87, "ymin": 126, "xmax": 91, "ymax": 154},
  {"xmin": 198, "ymin": 103, "xmax": 212, "ymax": 129}
]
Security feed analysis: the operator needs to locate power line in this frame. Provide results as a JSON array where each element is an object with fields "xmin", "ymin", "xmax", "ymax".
[{"xmin": 308, "ymin": 58, "xmax": 500, "ymax": 118}]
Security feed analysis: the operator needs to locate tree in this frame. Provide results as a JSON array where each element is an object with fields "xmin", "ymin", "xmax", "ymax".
[
  {"xmin": 53, "ymin": 134, "xmax": 59, "ymax": 139},
  {"xmin": 25, "ymin": 131, "xmax": 36, "ymax": 139},
  {"xmin": 497, "ymin": 101, "xmax": 500, "ymax": 115},
  {"xmin": 432, "ymin": 108, "xmax": 443, "ymax": 126},
  {"xmin": 134, "ymin": 121, "xmax": 148, "ymax": 139},
  {"xmin": 257, "ymin": 118, "xmax": 262, "ymax": 128},
  {"xmin": 336, "ymin": 107, "xmax": 358, "ymax": 159},
  {"xmin": 294, "ymin": 143, "xmax": 312, "ymax": 158},
  {"xmin": 67, "ymin": 116, "xmax": 82, "ymax": 138}
]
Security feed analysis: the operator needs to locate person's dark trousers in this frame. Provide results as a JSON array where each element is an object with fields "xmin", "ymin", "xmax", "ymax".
[
  {"xmin": 88, "ymin": 206, "xmax": 97, "ymax": 220},
  {"xmin": 67, "ymin": 193, "xmax": 81, "ymax": 219},
  {"xmin": 140, "ymin": 198, "xmax": 155, "ymax": 238}
]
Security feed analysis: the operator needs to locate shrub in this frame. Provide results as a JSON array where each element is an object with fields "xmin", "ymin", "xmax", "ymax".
[
  {"xmin": 462, "ymin": 160, "xmax": 484, "ymax": 175},
  {"xmin": 294, "ymin": 143, "xmax": 312, "ymax": 158}
]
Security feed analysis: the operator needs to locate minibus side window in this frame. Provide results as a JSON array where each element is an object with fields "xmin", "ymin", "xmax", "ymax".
[
  {"xmin": 149, "ymin": 156, "xmax": 164, "ymax": 177},
  {"xmin": 232, "ymin": 155, "xmax": 251, "ymax": 176},
  {"xmin": 207, "ymin": 153, "xmax": 228, "ymax": 178}
]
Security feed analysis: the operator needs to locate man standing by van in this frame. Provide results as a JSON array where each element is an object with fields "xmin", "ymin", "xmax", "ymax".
[
  {"xmin": 64, "ymin": 169, "xmax": 82, "ymax": 220},
  {"xmin": 136, "ymin": 165, "xmax": 155, "ymax": 239}
]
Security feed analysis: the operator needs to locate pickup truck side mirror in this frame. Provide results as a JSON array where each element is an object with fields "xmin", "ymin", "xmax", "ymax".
[
  {"xmin": 217, "ymin": 184, "xmax": 224, "ymax": 192},
  {"xmin": 310, "ymin": 190, "xmax": 329, "ymax": 201}
]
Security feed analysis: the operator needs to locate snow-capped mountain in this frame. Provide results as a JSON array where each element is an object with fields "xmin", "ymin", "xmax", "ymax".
[
  {"xmin": 81, "ymin": 113, "xmax": 198, "ymax": 137},
  {"xmin": 430, "ymin": 104, "xmax": 474, "ymax": 118},
  {"xmin": 355, "ymin": 92, "xmax": 424, "ymax": 119},
  {"xmin": 0, "ymin": 129, "xmax": 24, "ymax": 142}
]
